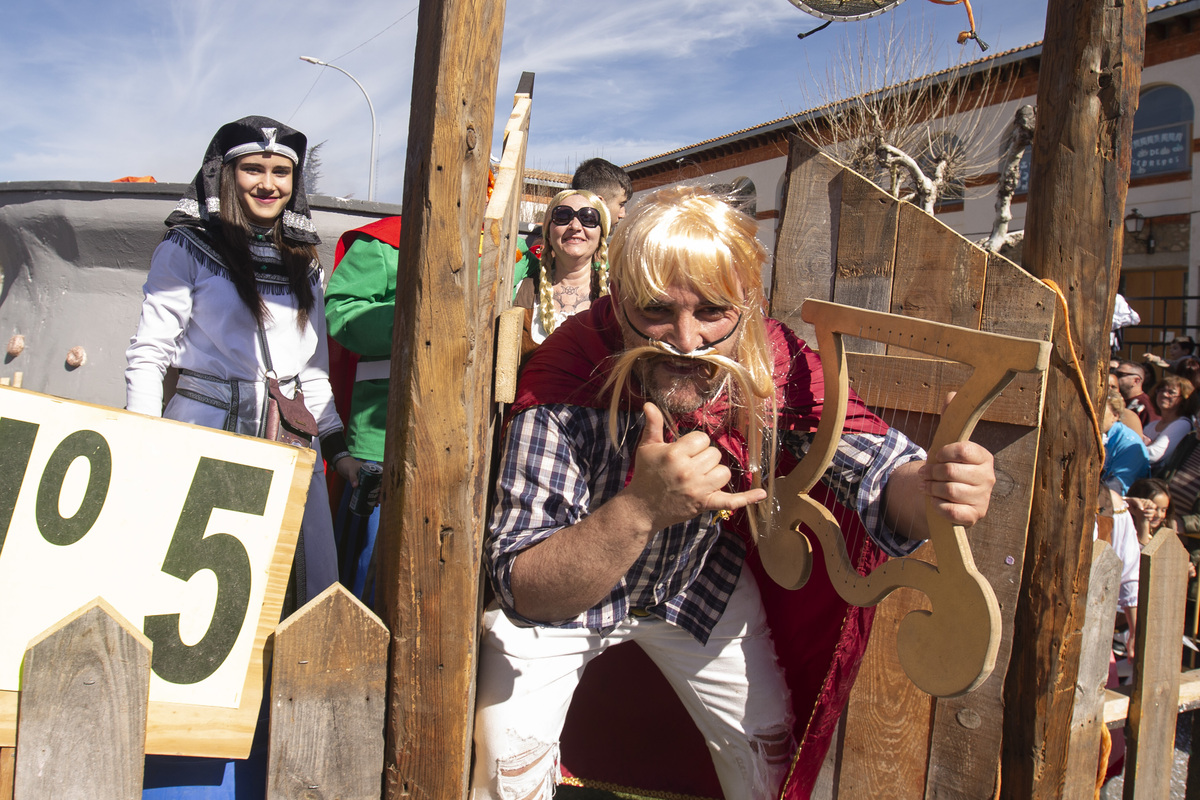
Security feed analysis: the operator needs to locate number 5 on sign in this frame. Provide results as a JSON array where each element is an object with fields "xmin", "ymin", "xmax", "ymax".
[{"xmin": 0, "ymin": 385, "xmax": 314, "ymax": 759}]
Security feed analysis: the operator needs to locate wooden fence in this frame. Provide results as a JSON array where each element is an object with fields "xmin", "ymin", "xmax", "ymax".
[
  {"xmin": 0, "ymin": 541, "xmax": 1192, "ymax": 800},
  {"xmin": 0, "ymin": 585, "xmax": 388, "ymax": 800},
  {"xmin": 769, "ymin": 140, "xmax": 1195, "ymax": 800}
]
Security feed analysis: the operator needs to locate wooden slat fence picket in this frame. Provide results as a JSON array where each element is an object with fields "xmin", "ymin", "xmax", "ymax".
[
  {"xmin": 1122, "ymin": 530, "xmax": 1190, "ymax": 798},
  {"xmin": 267, "ymin": 585, "xmax": 389, "ymax": 799},
  {"xmin": 15, "ymin": 599, "xmax": 150, "ymax": 800},
  {"xmin": 1063, "ymin": 541, "xmax": 1123, "ymax": 800}
]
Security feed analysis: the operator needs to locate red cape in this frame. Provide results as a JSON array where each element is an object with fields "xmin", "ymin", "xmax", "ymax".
[{"xmin": 512, "ymin": 297, "xmax": 890, "ymax": 798}]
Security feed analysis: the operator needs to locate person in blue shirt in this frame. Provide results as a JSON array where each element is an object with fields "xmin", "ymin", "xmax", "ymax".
[{"xmin": 1102, "ymin": 389, "xmax": 1151, "ymax": 493}]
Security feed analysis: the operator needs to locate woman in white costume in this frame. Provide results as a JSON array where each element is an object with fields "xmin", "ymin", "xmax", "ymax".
[{"xmin": 126, "ymin": 116, "xmax": 360, "ymax": 609}]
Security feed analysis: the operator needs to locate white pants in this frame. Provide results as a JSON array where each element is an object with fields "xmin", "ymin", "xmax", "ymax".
[{"xmin": 470, "ymin": 569, "xmax": 794, "ymax": 800}]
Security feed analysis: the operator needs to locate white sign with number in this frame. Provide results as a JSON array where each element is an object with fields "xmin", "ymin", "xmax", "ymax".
[{"xmin": 0, "ymin": 386, "xmax": 314, "ymax": 757}]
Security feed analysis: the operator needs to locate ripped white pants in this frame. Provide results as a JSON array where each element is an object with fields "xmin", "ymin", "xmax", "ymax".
[{"xmin": 469, "ymin": 569, "xmax": 794, "ymax": 800}]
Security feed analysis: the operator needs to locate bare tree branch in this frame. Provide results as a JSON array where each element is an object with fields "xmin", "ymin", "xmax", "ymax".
[
  {"xmin": 982, "ymin": 105, "xmax": 1036, "ymax": 253},
  {"xmin": 794, "ymin": 18, "xmax": 1014, "ymax": 210}
]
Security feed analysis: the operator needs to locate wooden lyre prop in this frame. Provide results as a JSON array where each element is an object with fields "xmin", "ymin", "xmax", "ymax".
[{"xmin": 758, "ymin": 299, "xmax": 1051, "ymax": 697}]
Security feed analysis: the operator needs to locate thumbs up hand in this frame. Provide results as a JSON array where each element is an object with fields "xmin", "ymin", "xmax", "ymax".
[{"xmin": 623, "ymin": 403, "xmax": 768, "ymax": 533}]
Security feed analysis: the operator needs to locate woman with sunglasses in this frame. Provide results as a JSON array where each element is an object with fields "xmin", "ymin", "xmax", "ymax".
[{"xmin": 514, "ymin": 189, "xmax": 612, "ymax": 348}]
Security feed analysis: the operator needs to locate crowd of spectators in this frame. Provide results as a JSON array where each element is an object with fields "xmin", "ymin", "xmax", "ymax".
[{"xmin": 1101, "ymin": 343, "xmax": 1200, "ymax": 677}]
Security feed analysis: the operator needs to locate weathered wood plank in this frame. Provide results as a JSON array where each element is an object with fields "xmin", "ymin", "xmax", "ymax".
[
  {"xmin": 482, "ymin": 90, "xmax": 531, "ymax": 315},
  {"xmin": 890, "ymin": 202, "xmax": 986, "ymax": 331},
  {"xmin": 1002, "ymin": 0, "xmax": 1147, "ymax": 793},
  {"xmin": 769, "ymin": 137, "xmax": 845, "ymax": 341},
  {"xmin": 837, "ymin": 586, "xmax": 932, "ymax": 800},
  {"xmin": 831, "ymin": 171, "xmax": 899, "ymax": 350},
  {"xmin": 15, "ymin": 599, "xmax": 150, "ymax": 800},
  {"xmin": 924, "ymin": 421, "xmax": 1043, "ymax": 800},
  {"xmin": 1123, "ymin": 529, "xmax": 1189, "ymax": 798},
  {"xmin": 1104, "ymin": 670, "xmax": 1200, "ymax": 725},
  {"xmin": 0, "ymin": 747, "xmax": 13, "ymax": 800},
  {"xmin": 845, "ymin": 355, "xmax": 1045, "ymax": 427},
  {"xmin": 484, "ymin": 89, "xmax": 530, "ymax": 405},
  {"xmin": 494, "ymin": 307, "xmax": 525, "ymax": 405},
  {"xmin": 980, "ymin": 252, "xmax": 1056, "ymax": 343},
  {"xmin": 268, "ymin": 584, "xmax": 389, "ymax": 800},
  {"xmin": 380, "ymin": 1, "xmax": 508, "ymax": 797},
  {"xmin": 1062, "ymin": 541, "xmax": 1121, "ymax": 800}
]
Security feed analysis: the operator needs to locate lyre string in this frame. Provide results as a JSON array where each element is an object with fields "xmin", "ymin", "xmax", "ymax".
[
  {"xmin": 848, "ymin": 323, "xmax": 873, "ymax": 570},
  {"xmin": 894, "ymin": 326, "xmax": 921, "ymax": 548}
]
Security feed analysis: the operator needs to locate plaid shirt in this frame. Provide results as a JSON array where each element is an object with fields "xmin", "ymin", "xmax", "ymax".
[{"xmin": 486, "ymin": 404, "xmax": 925, "ymax": 644}]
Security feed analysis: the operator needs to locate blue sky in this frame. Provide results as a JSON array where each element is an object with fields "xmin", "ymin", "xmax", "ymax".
[{"xmin": 1, "ymin": 0, "xmax": 1054, "ymax": 204}]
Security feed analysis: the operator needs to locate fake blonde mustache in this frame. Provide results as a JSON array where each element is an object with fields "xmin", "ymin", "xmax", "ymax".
[
  {"xmin": 602, "ymin": 341, "xmax": 780, "ymax": 539},
  {"xmin": 604, "ymin": 343, "xmax": 771, "ymax": 459}
]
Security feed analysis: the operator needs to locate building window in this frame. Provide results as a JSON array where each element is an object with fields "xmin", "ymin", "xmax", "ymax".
[
  {"xmin": 712, "ymin": 176, "xmax": 757, "ymax": 218},
  {"xmin": 1131, "ymin": 84, "xmax": 1193, "ymax": 178},
  {"xmin": 1012, "ymin": 84, "xmax": 1193, "ymax": 194}
]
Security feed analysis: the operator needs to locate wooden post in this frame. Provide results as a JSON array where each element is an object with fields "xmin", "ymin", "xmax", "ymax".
[
  {"xmin": 378, "ymin": 0, "xmax": 507, "ymax": 797},
  {"xmin": 1001, "ymin": 0, "xmax": 1146, "ymax": 794},
  {"xmin": 14, "ymin": 599, "xmax": 151, "ymax": 800}
]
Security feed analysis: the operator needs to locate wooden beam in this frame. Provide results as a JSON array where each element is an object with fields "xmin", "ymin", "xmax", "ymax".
[
  {"xmin": 1001, "ymin": 0, "xmax": 1147, "ymax": 794},
  {"xmin": 379, "ymin": 0, "xmax": 507, "ymax": 797},
  {"xmin": 1104, "ymin": 670, "xmax": 1200, "ymax": 725}
]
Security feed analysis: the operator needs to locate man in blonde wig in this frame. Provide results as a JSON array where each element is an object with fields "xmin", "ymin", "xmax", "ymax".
[{"xmin": 472, "ymin": 186, "xmax": 996, "ymax": 799}]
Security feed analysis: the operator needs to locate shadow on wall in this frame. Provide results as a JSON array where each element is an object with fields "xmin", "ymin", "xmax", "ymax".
[{"xmin": 0, "ymin": 181, "xmax": 400, "ymax": 409}]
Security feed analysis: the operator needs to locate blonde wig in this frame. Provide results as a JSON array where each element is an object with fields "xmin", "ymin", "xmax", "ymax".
[
  {"xmin": 537, "ymin": 189, "xmax": 612, "ymax": 336},
  {"xmin": 604, "ymin": 184, "xmax": 777, "ymax": 536}
]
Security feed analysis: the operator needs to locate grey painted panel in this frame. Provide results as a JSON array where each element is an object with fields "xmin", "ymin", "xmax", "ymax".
[{"xmin": 0, "ymin": 182, "xmax": 398, "ymax": 409}]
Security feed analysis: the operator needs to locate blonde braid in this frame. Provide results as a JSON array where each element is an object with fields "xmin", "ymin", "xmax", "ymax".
[
  {"xmin": 595, "ymin": 260, "xmax": 611, "ymax": 297},
  {"xmin": 538, "ymin": 252, "xmax": 557, "ymax": 336},
  {"xmin": 593, "ymin": 232, "xmax": 610, "ymax": 297}
]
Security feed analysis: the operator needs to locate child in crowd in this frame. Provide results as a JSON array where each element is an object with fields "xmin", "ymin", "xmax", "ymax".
[{"xmin": 1125, "ymin": 477, "xmax": 1175, "ymax": 547}]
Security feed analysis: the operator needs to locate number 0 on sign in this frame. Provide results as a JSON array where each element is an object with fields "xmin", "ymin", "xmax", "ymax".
[{"xmin": 0, "ymin": 386, "xmax": 315, "ymax": 758}]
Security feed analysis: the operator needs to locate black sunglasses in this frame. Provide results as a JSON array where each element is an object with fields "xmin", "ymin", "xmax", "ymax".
[{"xmin": 550, "ymin": 205, "xmax": 602, "ymax": 229}]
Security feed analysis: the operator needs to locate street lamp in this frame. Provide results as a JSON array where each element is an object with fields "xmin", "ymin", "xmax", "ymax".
[
  {"xmin": 300, "ymin": 56, "xmax": 377, "ymax": 201},
  {"xmin": 1124, "ymin": 208, "xmax": 1156, "ymax": 255}
]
